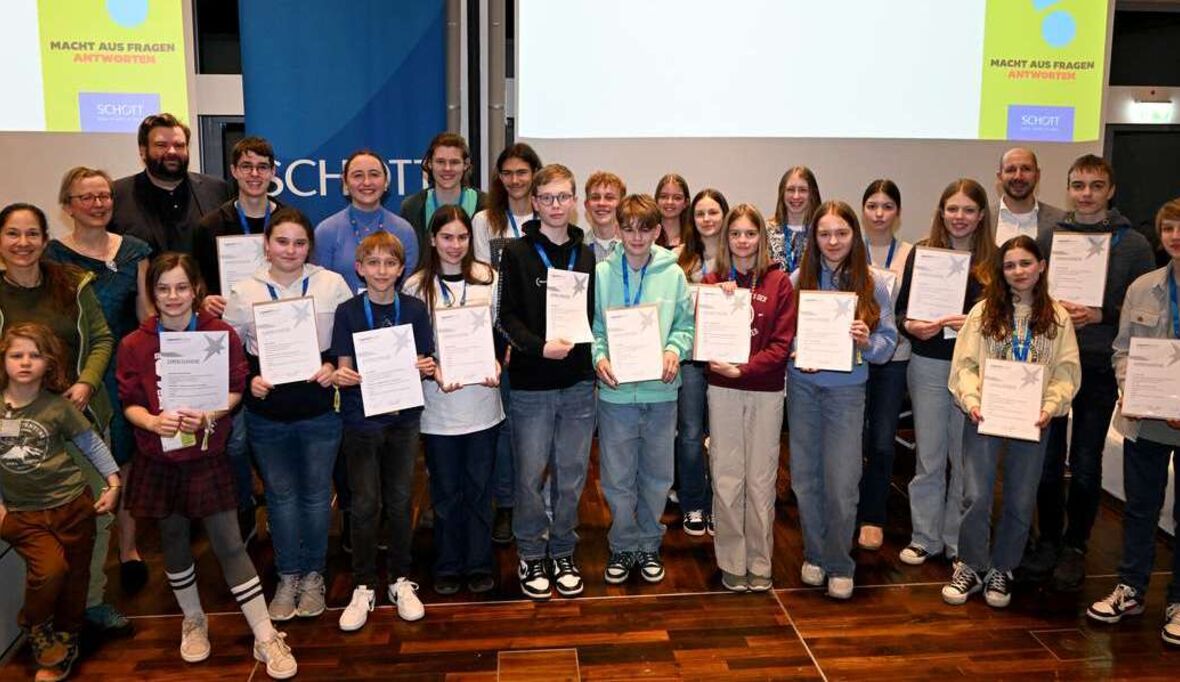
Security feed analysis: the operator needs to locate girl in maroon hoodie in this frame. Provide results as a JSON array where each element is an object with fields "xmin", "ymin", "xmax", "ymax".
[
  {"xmin": 701, "ymin": 203, "xmax": 796, "ymax": 593},
  {"xmin": 117, "ymin": 253, "xmax": 296, "ymax": 679}
]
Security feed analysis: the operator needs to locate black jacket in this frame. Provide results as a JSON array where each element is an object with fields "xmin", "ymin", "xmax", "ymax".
[
  {"xmin": 193, "ymin": 198, "xmax": 285, "ymax": 295},
  {"xmin": 110, "ymin": 171, "xmax": 231, "ymax": 256}
]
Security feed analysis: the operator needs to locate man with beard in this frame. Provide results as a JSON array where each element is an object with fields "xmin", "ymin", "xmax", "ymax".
[
  {"xmin": 992, "ymin": 147, "xmax": 1066, "ymax": 247},
  {"xmin": 111, "ymin": 113, "xmax": 231, "ymax": 255}
]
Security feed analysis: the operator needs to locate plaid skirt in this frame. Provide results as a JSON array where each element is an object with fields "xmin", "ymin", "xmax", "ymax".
[{"xmin": 126, "ymin": 452, "xmax": 238, "ymax": 520}]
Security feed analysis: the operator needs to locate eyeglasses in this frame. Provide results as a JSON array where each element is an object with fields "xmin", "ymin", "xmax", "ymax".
[
  {"xmin": 534, "ymin": 193, "xmax": 574, "ymax": 206},
  {"xmin": 236, "ymin": 163, "xmax": 273, "ymax": 175},
  {"xmin": 69, "ymin": 193, "xmax": 113, "ymax": 206}
]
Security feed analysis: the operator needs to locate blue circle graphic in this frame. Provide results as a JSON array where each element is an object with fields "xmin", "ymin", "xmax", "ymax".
[
  {"xmin": 1042, "ymin": 11, "xmax": 1076, "ymax": 48},
  {"xmin": 107, "ymin": 0, "xmax": 149, "ymax": 28}
]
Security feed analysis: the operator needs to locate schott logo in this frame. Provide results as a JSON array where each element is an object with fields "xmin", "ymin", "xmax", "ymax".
[{"xmin": 268, "ymin": 158, "xmax": 425, "ymax": 198}]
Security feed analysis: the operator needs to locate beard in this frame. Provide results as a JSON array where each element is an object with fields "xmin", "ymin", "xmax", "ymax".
[
  {"xmin": 1003, "ymin": 181, "xmax": 1034, "ymax": 201},
  {"xmin": 147, "ymin": 153, "xmax": 189, "ymax": 182}
]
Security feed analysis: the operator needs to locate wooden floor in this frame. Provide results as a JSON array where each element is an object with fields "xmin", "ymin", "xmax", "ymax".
[{"xmin": 3, "ymin": 438, "xmax": 1178, "ymax": 680}]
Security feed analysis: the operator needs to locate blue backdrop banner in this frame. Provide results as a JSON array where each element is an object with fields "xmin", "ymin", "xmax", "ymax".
[{"xmin": 238, "ymin": 1, "xmax": 445, "ymax": 225}]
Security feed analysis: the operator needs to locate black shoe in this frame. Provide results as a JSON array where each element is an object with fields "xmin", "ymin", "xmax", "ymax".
[
  {"xmin": 84, "ymin": 604, "xmax": 134, "ymax": 638},
  {"xmin": 1052, "ymin": 547, "xmax": 1086, "ymax": 592},
  {"xmin": 1014, "ymin": 540, "xmax": 1058, "ymax": 585},
  {"xmin": 467, "ymin": 573, "xmax": 495, "ymax": 594},
  {"xmin": 492, "ymin": 507, "xmax": 514, "ymax": 544},
  {"xmin": 636, "ymin": 551, "xmax": 665, "ymax": 583},
  {"xmin": 340, "ymin": 511, "xmax": 352, "ymax": 554},
  {"xmin": 549, "ymin": 556, "xmax": 584, "ymax": 597},
  {"xmin": 682, "ymin": 510, "xmax": 707, "ymax": 537},
  {"xmin": 433, "ymin": 575, "xmax": 462, "ymax": 595},
  {"xmin": 518, "ymin": 559, "xmax": 551, "ymax": 600},
  {"xmin": 119, "ymin": 560, "xmax": 149, "ymax": 595},
  {"xmin": 604, "ymin": 551, "xmax": 635, "ymax": 584},
  {"xmin": 237, "ymin": 507, "xmax": 258, "ymax": 545}
]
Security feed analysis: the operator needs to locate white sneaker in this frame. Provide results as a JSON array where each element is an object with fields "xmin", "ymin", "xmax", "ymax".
[
  {"xmin": 296, "ymin": 571, "xmax": 326, "ymax": 618},
  {"xmin": 1163, "ymin": 603, "xmax": 1180, "ymax": 647},
  {"xmin": 801, "ymin": 562, "xmax": 825, "ymax": 587},
  {"xmin": 254, "ymin": 632, "xmax": 297, "ymax": 679},
  {"xmin": 827, "ymin": 576, "xmax": 854, "ymax": 600},
  {"xmin": 388, "ymin": 577, "xmax": 425, "ymax": 622},
  {"xmin": 338, "ymin": 585, "xmax": 376, "ymax": 632},
  {"xmin": 268, "ymin": 574, "xmax": 299, "ymax": 622},
  {"xmin": 180, "ymin": 614, "xmax": 210, "ymax": 663}
]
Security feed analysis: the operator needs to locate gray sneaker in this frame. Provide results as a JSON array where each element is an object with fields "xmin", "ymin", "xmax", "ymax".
[
  {"xmin": 296, "ymin": 571, "xmax": 326, "ymax": 618},
  {"xmin": 269, "ymin": 574, "xmax": 300, "ymax": 621}
]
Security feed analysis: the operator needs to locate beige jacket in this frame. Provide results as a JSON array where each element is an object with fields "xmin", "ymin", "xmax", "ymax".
[{"xmin": 1112, "ymin": 264, "xmax": 1180, "ymax": 442}]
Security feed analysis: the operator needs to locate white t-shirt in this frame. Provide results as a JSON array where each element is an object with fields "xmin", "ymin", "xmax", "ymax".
[{"xmin": 472, "ymin": 209, "xmax": 532, "ymax": 266}]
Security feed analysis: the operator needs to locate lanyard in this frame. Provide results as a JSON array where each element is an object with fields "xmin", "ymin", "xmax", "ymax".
[
  {"xmin": 438, "ymin": 276, "xmax": 468, "ymax": 307},
  {"xmin": 507, "ymin": 211, "xmax": 520, "ymax": 238},
  {"xmin": 265, "ymin": 277, "xmax": 309, "ymax": 301},
  {"xmin": 1169, "ymin": 271, "xmax": 1179, "ymax": 339},
  {"xmin": 348, "ymin": 205, "xmax": 384, "ymax": 243},
  {"xmin": 782, "ymin": 227, "xmax": 804, "ymax": 271},
  {"xmin": 622, "ymin": 254, "xmax": 651, "ymax": 307},
  {"xmin": 534, "ymin": 242, "xmax": 577, "ymax": 271},
  {"xmin": 1011, "ymin": 313, "xmax": 1033, "ymax": 362},
  {"xmin": 235, "ymin": 201, "xmax": 270, "ymax": 235},
  {"xmin": 867, "ymin": 237, "xmax": 897, "ymax": 268},
  {"xmin": 729, "ymin": 266, "xmax": 758, "ymax": 291},
  {"xmin": 157, "ymin": 314, "xmax": 198, "ymax": 333},
  {"xmin": 363, "ymin": 293, "xmax": 400, "ymax": 330}
]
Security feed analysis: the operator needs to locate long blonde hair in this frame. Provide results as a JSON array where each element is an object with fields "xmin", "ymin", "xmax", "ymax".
[{"xmin": 715, "ymin": 203, "xmax": 773, "ymax": 283}]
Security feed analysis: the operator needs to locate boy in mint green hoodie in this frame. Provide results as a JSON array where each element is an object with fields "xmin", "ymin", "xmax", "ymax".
[{"xmin": 592, "ymin": 193, "xmax": 694, "ymax": 586}]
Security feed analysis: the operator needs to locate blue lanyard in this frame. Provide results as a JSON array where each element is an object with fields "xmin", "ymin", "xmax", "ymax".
[
  {"xmin": 729, "ymin": 266, "xmax": 758, "ymax": 291},
  {"xmin": 157, "ymin": 314, "xmax": 198, "ymax": 333},
  {"xmin": 622, "ymin": 255, "xmax": 651, "ymax": 307},
  {"xmin": 782, "ymin": 227, "xmax": 804, "ymax": 271},
  {"xmin": 867, "ymin": 237, "xmax": 897, "ymax": 268},
  {"xmin": 363, "ymin": 293, "xmax": 400, "ymax": 330},
  {"xmin": 507, "ymin": 211, "xmax": 520, "ymax": 238},
  {"xmin": 1012, "ymin": 313, "xmax": 1033, "ymax": 362},
  {"xmin": 265, "ymin": 277, "xmax": 309, "ymax": 301},
  {"xmin": 534, "ymin": 242, "xmax": 577, "ymax": 271},
  {"xmin": 348, "ymin": 205, "xmax": 384, "ymax": 243},
  {"xmin": 438, "ymin": 276, "xmax": 467, "ymax": 307},
  {"xmin": 1169, "ymin": 271, "xmax": 1179, "ymax": 339},
  {"xmin": 235, "ymin": 201, "xmax": 270, "ymax": 235}
]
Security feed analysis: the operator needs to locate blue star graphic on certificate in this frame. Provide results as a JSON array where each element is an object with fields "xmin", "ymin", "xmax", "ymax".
[
  {"xmin": 572, "ymin": 274, "xmax": 587, "ymax": 295},
  {"xmin": 1086, "ymin": 236, "xmax": 1106, "ymax": 258},
  {"xmin": 291, "ymin": 302, "xmax": 312, "ymax": 326},
  {"xmin": 1169, "ymin": 344, "xmax": 1180, "ymax": 367},
  {"xmin": 639, "ymin": 309, "xmax": 656, "ymax": 330},
  {"xmin": 834, "ymin": 298, "xmax": 853, "ymax": 318},
  {"xmin": 947, "ymin": 258, "xmax": 967, "ymax": 276},
  {"xmin": 469, "ymin": 309, "xmax": 488, "ymax": 329},
  {"xmin": 202, "ymin": 334, "xmax": 226, "ymax": 361},
  {"xmin": 1021, "ymin": 366, "xmax": 1041, "ymax": 387},
  {"xmin": 393, "ymin": 327, "xmax": 412, "ymax": 353}
]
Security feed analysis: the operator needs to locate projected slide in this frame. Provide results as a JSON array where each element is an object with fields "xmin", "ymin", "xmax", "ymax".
[
  {"xmin": 518, "ymin": 0, "xmax": 1108, "ymax": 142},
  {"xmin": 0, "ymin": 0, "xmax": 188, "ymax": 133}
]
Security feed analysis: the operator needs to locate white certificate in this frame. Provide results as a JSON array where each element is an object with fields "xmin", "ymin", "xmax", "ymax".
[
  {"xmin": 1048, "ymin": 232, "xmax": 1110, "ymax": 308},
  {"xmin": 1121, "ymin": 338, "xmax": 1180, "ymax": 420},
  {"xmin": 906, "ymin": 246, "xmax": 971, "ymax": 322},
  {"xmin": 253, "ymin": 297, "xmax": 322, "ymax": 386},
  {"xmin": 693, "ymin": 286, "xmax": 751, "ymax": 364},
  {"xmin": 978, "ymin": 359, "xmax": 1045, "ymax": 442},
  {"xmin": 545, "ymin": 268, "xmax": 593, "ymax": 344},
  {"xmin": 353, "ymin": 324, "xmax": 424, "ymax": 417},
  {"xmin": 795, "ymin": 291, "xmax": 857, "ymax": 372},
  {"xmin": 605, "ymin": 304, "xmax": 664, "ymax": 384},
  {"xmin": 216, "ymin": 234, "xmax": 265, "ymax": 295},
  {"xmin": 159, "ymin": 331, "xmax": 229, "ymax": 452},
  {"xmin": 435, "ymin": 304, "xmax": 497, "ymax": 387}
]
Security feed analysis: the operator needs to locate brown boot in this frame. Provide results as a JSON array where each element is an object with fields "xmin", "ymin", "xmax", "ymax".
[{"xmin": 28, "ymin": 622, "xmax": 67, "ymax": 668}]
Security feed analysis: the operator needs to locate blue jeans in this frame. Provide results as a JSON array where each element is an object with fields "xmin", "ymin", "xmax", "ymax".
[
  {"xmin": 226, "ymin": 409, "xmax": 255, "ymax": 510},
  {"xmin": 1118, "ymin": 437, "xmax": 1180, "ymax": 602},
  {"xmin": 906, "ymin": 354, "xmax": 965, "ymax": 558},
  {"xmin": 959, "ymin": 422, "xmax": 1049, "ymax": 574},
  {"xmin": 788, "ymin": 377, "xmax": 865, "ymax": 578},
  {"xmin": 859, "ymin": 360, "xmax": 908, "ymax": 526},
  {"xmin": 1038, "ymin": 364, "xmax": 1118, "ymax": 552},
  {"xmin": 510, "ymin": 380, "xmax": 596, "ymax": 561},
  {"xmin": 674, "ymin": 362, "xmax": 711, "ymax": 514},
  {"xmin": 493, "ymin": 374, "xmax": 516, "ymax": 508},
  {"xmin": 424, "ymin": 425, "xmax": 499, "ymax": 578},
  {"xmin": 248, "ymin": 410, "xmax": 342, "ymax": 576},
  {"xmin": 344, "ymin": 420, "xmax": 420, "ymax": 584},
  {"xmin": 598, "ymin": 400, "xmax": 676, "ymax": 553}
]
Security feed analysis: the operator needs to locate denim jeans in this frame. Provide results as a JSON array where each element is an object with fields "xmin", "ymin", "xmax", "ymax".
[
  {"xmin": 598, "ymin": 400, "xmax": 677, "ymax": 553},
  {"xmin": 788, "ymin": 377, "xmax": 865, "ymax": 578},
  {"xmin": 493, "ymin": 374, "xmax": 516, "ymax": 508},
  {"xmin": 424, "ymin": 425, "xmax": 499, "ymax": 578},
  {"xmin": 247, "ymin": 410, "xmax": 342, "ymax": 576},
  {"xmin": 1038, "ymin": 363, "xmax": 1118, "ymax": 553},
  {"xmin": 344, "ymin": 420, "xmax": 420, "ymax": 586},
  {"xmin": 226, "ymin": 409, "xmax": 255, "ymax": 510},
  {"xmin": 859, "ymin": 360, "xmax": 908, "ymax": 526},
  {"xmin": 906, "ymin": 354, "xmax": 966, "ymax": 558},
  {"xmin": 510, "ymin": 380, "xmax": 596, "ymax": 561},
  {"xmin": 959, "ymin": 422, "xmax": 1049, "ymax": 574},
  {"xmin": 674, "ymin": 362, "xmax": 711, "ymax": 515},
  {"xmin": 1117, "ymin": 437, "xmax": 1180, "ymax": 602}
]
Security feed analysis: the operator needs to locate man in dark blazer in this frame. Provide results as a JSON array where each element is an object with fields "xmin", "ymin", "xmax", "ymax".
[
  {"xmin": 991, "ymin": 147, "xmax": 1067, "ymax": 247},
  {"xmin": 110, "ymin": 112, "xmax": 231, "ymax": 255}
]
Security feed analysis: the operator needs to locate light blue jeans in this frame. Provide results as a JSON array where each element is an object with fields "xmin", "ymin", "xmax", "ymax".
[
  {"xmin": 787, "ymin": 376, "xmax": 866, "ymax": 578},
  {"xmin": 906, "ymin": 354, "xmax": 965, "ymax": 559},
  {"xmin": 510, "ymin": 380, "xmax": 596, "ymax": 561},
  {"xmin": 597, "ymin": 400, "xmax": 677, "ymax": 553}
]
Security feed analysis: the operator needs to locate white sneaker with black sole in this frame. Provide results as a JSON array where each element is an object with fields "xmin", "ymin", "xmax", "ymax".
[
  {"xmin": 338, "ymin": 585, "xmax": 376, "ymax": 632},
  {"xmin": 942, "ymin": 562, "xmax": 982, "ymax": 605},
  {"xmin": 983, "ymin": 569, "xmax": 1013, "ymax": 608},
  {"xmin": 1087, "ymin": 584, "xmax": 1145, "ymax": 623},
  {"xmin": 518, "ymin": 559, "xmax": 552, "ymax": 600},
  {"xmin": 550, "ymin": 556, "xmax": 584, "ymax": 597}
]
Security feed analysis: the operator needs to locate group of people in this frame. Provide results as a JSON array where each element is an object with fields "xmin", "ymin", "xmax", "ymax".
[{"xmin": 0, "ymin": 112, "xmax": 1178, "ymax": 681}]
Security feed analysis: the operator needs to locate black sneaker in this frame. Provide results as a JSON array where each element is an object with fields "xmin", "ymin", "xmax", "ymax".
[
  {"xmin": 492, "ymin": 507, "xmax": 514, "ymax": 544},
  {"xmin": 682, "ymin": 510, "xmax": 707, "ymax": 537},
  {"xmin": 984, "ymin": 569, "xmax": 1013, "ymax": 608},
  {"xmin": 1014, "ymin": 539, "xmax": 1058, "ymax": 584},
  {"xmin": 467, "ymin": 573, "xmax": 495, "ymax": 594},
  {"xmin": 119, "ymin": 559, "xmax": 149, "ymax": 595},
  {"xmin": 1052, "ymin": 546, "xmax": 1086, "ymax": 592},
  {"xmin": 549, "ymin": 556, "xmax": 584, "ymax": 597},
  {"xmin": 899, "ymin": 544, "xmax": 931, "ymax": 566},
  {"xmin": 1087, "ymin": 583, "xmax": 1146, "ymax": 623},
  {"xmin": 941, "ymin": 562, "xmax": 982, "ymax": 605},
  {"xmin": 636, "ymin": 551, "xmax": 665, "ymax": 583},
  {"xmin": 604, "ymin": 551, "xmax": 635, "ymax": 584},
  {"xmin": 433, "ymin": 575, "xmax": 461, "ymax": 595},
  {"xmin": 518, "ymin": 559, "xmax": 551, "ymax": 600}
]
